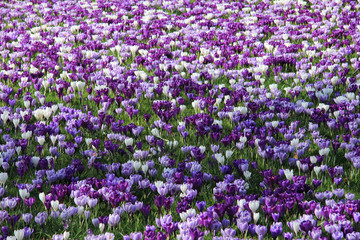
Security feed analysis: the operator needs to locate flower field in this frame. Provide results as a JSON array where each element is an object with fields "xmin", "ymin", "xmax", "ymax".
[{"xmin": 1, "ymin": 0, "xmax": 360, "ymax": 239}]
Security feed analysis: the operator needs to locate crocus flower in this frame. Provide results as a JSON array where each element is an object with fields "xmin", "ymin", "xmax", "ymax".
[
  {"xmin": 255, "ymin": 225, "xmax": 267, "ymax": 240},
  {"xmin": 14, "ymin": 229, "xmax": 24, "ymax": 240},
  {"xmin": 270, "ymin": 222, "xmax": 283, "ymax": 239},
  {"xmin": 22, "ymin": 213, "xmax": 33, "ymax": 225},
  {"xmin": 108, "ymin": 213, "xmax": 120, "ymax": 227},
  {"xmin": 0, "ymin": 172, "xmax": 8, "ymax": 186},
  {"xmin": 34, "ymin": 212, "xmax": 47, "ymax": 226}
]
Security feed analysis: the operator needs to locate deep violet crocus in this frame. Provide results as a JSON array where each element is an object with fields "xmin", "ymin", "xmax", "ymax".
[{"xmin": 270, "ymin": 222, "xmax": 283, "ymax": 239}]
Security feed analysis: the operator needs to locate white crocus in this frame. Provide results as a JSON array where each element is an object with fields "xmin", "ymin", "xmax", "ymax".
[
  {"xmin": 172, "ymin": 140, "xmax": 178, "ymax": 148},
  {"xmin": 240, "ymin": 136, "xmax": 247, "ymax": 143},
  {"xmin": 42, "ymin": 80, "xmax": 49, "ymax": 90},
  {"xmin": 99, "ymin": 223, "xmax": 105, "ymax": 233},
  {"xmin": 314, "ymin": 166, "xmax": 321, "ymax": 177},
  {"xmin": 283, "ymin": 169, "xmax": 294, "ymax": 181},
  {"xmin": 239, "ymin": 107, "xmax": 248, "ymax": 114},
  {"xmin": 52, "ymin": 104, "xmax": 59, "ymax": 113},
  {"xmin": 179, "ymin": 105, "xmax": 186, "ymax": 113},
  {"xmin": 39, "ymin": 96, "xmax": 45, "ymax": 105},
  {"xmin": 154, "ymin": 181, "xmax": 164, "ymax": 190},
  {"xmin": 141, "ymin": 164, "xmax": 148, "ymax": 173},
  {"xmin": 132, "ymin": 161, "xmax": 141, "ymax": 171},
  {"xmin": 33, "ymin": 109, "xmax": 44, "ymax": 121},
  {"xmin": 192, "ymin": 100, "xmax": 200, "ymax": 112},
  {"xmin": 310, "ymin": 156, "xmax": 317, "ymax": 164},
  {"xmin": 293, "ymin": 221, "xmax": 300, "ymax": 235},
  {"xmin": 14, "ymin": 230, "xmax": 24, "ymax": 240},
  {"xmin": 78, "ymin": 206, "xmax": 84, "ymax": 215},
  {"xmin": 130, "ymin": 45, "xmax": 139, "ymax": 56},
  {"xmin": 249, "ymin": 200, "xmax": 260, "ymax": 212},
  {"xmin": 1, "ymin": 111, "xmax": 9, "ymax": 124},
  {"xmin": 237, "ymin": 199, "xmax": 246, "ymax": 210},
  {"xmin": 63, "ymin": 231, "xmax": 70, "ymax": 240},
  {"xmin": 51, "ymin": 200, "xmax": 59, "ymax": 211},
  {"xmin": 85, "ymin": 138, "xmax": 92, "ymax": 146},
  {"xmin": 76, "ymin": 81, "xmax": 85, "ymax": 91},
  {"xmin": 214, "ymin": 153, "xmax": 225, "ymax": 165},
  {"xmin": 0, "ymin": 172, "xmax": 8, "ymax": 186},
  {"xmin": 39, "ymin": 192, "xmax": 45, "ymax": 204},
  {"xmin": 243, "ymin": 171, "xmax": 251, "ymax": 180},
  {"xmin": 31, "ymin": 157, "xmax": 40, "ymax": 167},
  {"xmin": 15, "ymin": 147, "xmax": 21, "ymax": 154},
  {"xmin": 319, "ymin": 148, "xmax": 330, "ymax": 156},
  {"xmin": 253, "ymin": 212, "xmax": 260, "ymax": 224},
  {"xmin": 19, "ymin": 189, "xmax": 30, "ymax": 200},
  {"xmin": 225, "ymin": 150, "xmax": 233, "ymax": 159},
  {"xmin": 24, "ymin": 100, "xmax": 31, "ymax": 109},
  {"xmin": 179, "ymin": 212, "xmax": 188, "ymax": 221},
  {"xmin": 167, "ymin": 141, "xmax": 178, "ymax": 149},
  {"xmin": 12, "ymin": 118, "xmax": 20, "ymax": 128},
  {"xmin": 21, "ymin": 131, "xmax": 32, "ymax": 140},
  {"xmin": 50, "ymin": 135, "xmax": 57, "ymax": 145},
  {"xmin": 124, "ymin": 138, "xmax": 133, "ymax": 146},
  {"xmin": 180, "ymin": 184, "xmax": 188, "ymax": 194},
  {"xmin": 43, "ymin": 107, "xmax": 52, "ymax": 120},
  {"xmin": 37, "ymin": 136, "xmax": 46, "ymax": 145},
  {"xmin": 271, "ymin": 121, "xmax": 279, "ymax": 128},
  {"xmin": 151, "ymin": 128, "xmax": 160, "ymax": 138},
  {"xmin": 290, "ymin": 138, "xmax": 299, "ymax": 147}
]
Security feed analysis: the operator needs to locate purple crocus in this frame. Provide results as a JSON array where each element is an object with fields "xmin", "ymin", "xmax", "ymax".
[
  {"xmin": 130, "ymin": 232, "xmax": 143, "ymax": 240},
  {"xmin": 22, "ymin": 213, "xmax": 33, "ymax": 225},
  {"xmin": 108, "ymin": 213, "xmax": 120, "ymax": 227},
  {"xmin": 255, "ymin": 225, "xmax": 267, "ymax": 240},
  {"xmin": 34, "ymin": 211, "xmax": 48, "ymax": 226},
  {"xmin": 270, "ymin": 222, "xmax": 283, "ymax": 239}
]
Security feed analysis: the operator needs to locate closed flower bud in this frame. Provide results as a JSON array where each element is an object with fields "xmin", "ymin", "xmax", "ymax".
[
  {"xmin": 39, "ymin": 193, "xmax": 45, "ymax": 204},
  {"xmin": 99, "ymin": 223, "xmax": 105, "ymax": 233}
]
